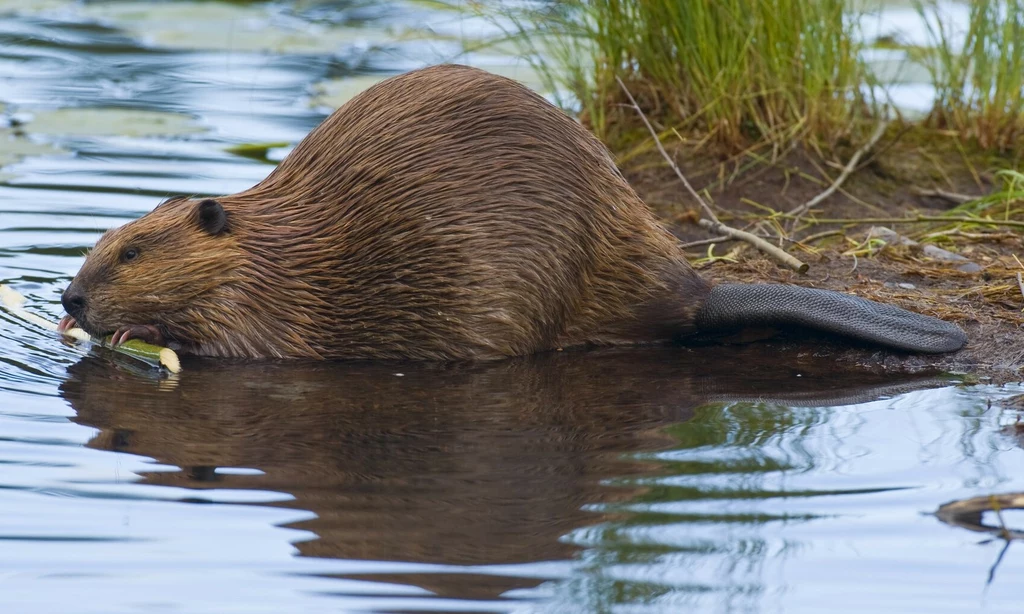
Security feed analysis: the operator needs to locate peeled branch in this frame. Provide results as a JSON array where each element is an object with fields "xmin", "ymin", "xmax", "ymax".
[{"xmin": 0, "ymin": 284, "xmax": 180, "ymax": 373}]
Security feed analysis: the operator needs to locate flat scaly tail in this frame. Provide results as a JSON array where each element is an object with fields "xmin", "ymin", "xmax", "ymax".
[{"xmin": 694, "ymin": 284, "xmax": 967, "ymax": 354}]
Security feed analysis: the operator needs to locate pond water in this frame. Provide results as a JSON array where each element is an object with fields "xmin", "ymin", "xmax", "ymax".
[{"xmin": 1, "ymin": 2, "xmax": 1022, "ymax": 613}]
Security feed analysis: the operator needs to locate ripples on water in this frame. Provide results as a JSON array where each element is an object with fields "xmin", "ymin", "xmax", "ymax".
[{"xmin": 1, "ymin": 3, "xmax": 1022, "ymax": 613}]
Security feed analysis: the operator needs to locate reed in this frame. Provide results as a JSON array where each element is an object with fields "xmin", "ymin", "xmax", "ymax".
[
  {"xmin": 914, "ymin": 0, "xmax": 1024, "ymax": 153},
  {"xmin": 494, "ymin": 0, "xmax": 870, "ymax": 153},
  {"xmin": 483, "ymin": 0, "xmax": 1024, "ymax": 159}
]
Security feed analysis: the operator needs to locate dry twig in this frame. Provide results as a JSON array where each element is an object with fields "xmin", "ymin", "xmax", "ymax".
[
  {"xmin": 615, "ymin": 76, "xmax": 720, "ymax": 224},
  {"xmin": 797, "ymin": 228, "xmax": 845, "ymax": 245},
  {"xmin": 795, "ymin": 215, "xmax": 1024, "ymax": 229},
  {"xmin": 697, "ymin": 219, "xmax": 809, "ymax": 273},
  {"xmin": 912, "ymin": 187, "xmax": 977, "ymax": 204},
  {"xmin": 788, "ymin": 120, "xmax": 889, "ymax": 224},
  {"xmin": 680, "ymin": 236, "xmax": 730, "ymax": 249},
  {"xmin": 616, "ymin": 76, "xmax": 808, "ymax": 273}
]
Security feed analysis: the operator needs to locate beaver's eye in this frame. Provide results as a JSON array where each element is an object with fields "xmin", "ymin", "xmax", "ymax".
[{"xmin": 122, "ymin": 247, "xmax": 139, "ymax": 263}]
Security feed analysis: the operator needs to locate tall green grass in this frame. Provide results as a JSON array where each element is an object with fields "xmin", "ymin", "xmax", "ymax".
[
  {"xmin": 496, "ymin": 0, "xmax": 870, "ymax": 153},
  {"xmin": 914, "ymin": 0, "xmax": 1024, "ymax": 152},
  {"xmin": 486, "ymin": 0, "xmax": 1024, "ymax": 158}
]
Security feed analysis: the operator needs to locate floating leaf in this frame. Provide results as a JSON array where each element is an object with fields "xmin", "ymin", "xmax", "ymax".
[
  {"xmin": 82, "ymin": 1, "xmax": 393, "ymax": 53},
  {"xmin": 0, "ymin": 129, "xmax": 65, "ymax": 167},
  {"xmin": 225, "ymin": 141, "xmax": 290, "ymax": 162},
  {"xmin": 310, "ymin": 75, "xmax": 387, "ymax": 109},
  {"xmin": 0, "ymin": 0, "xmax": 71, "ymax": 15},
  {"xmin": 25, "ymin": 108, "xmax": 205, "ymax": 137}
]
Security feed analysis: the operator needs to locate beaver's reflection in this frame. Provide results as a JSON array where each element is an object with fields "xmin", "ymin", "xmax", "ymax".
[{"xmin": 60, "ymin": 345, "xmax": 947, "ymax": 600}]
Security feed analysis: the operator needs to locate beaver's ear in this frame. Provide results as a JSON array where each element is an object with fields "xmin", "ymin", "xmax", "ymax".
[{"xmin": 196, "ymin": 199, "xmax": 228, "ymax": 235}]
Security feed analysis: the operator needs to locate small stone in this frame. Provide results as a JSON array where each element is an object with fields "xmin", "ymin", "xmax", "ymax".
[
  {"xmin": 922, "ymin": 244, "xmax": 969, "ymax": 262},
  {"xmin": 867, "ymin": 226, "xmax": 915, "ymax": 246},
  {"xmin": 956, "ymin": 262, "xmax": 983, "ymax": 273},
  {"xmin": 897, "ymin": 282, "xmax": 916, "ymax": 290}
]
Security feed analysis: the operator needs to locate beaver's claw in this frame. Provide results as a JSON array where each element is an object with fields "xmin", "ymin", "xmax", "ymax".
[
  {"xmin": 58, "ymin": 315, "xmax": 77, "ymax": 333},
  {"xmin": 110, "ymin": 324, "xmax": 165, "ymax": 347}
]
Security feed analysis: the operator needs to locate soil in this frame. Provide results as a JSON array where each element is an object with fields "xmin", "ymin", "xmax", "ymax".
[{"xmin": 621, "ymin": 129, "xmax": 1024, "ymax": 383}]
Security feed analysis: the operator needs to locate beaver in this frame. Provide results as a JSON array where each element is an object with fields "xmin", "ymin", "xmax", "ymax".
[{"xmin": 59, "ymin": 64, "xmax": 967, "ymax": 360}]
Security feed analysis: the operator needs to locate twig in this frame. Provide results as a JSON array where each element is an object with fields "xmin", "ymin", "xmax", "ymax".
[
  {"xmin": 912, "ymin": 187, "xmax": 977, "ymax": 204},
  {"xmin": 794, "ymin": 215, "xmax": 1024, "ymax": 229},
  {"xmin": 798, "ymin": 228, "xmax": 845, "ymax": 245},
  {"xmin": 680, "ymin": 236, "xmax": 730, "ymax": 249},
  {"xmin": 986, "ymin": 494, "xmax": 1014, "ymax": 588},
  {"xmin": 615, "ymin": 76, "xmax": 720, "ymax": 225},
  {"xmin": 697, "ymin": 219, "xmax": 808, "ymax": 273},
  {"xmin": 1016, "ymin": 272, "xmax": 1024, "ymax": 302},
  {"xmin": 0, "ymin": 284, "xmax": 180, "ymax": 373},
  {"xmin": 921, "ymin": 228, "xmax": 1019, "ymax": 241},
  {"xmin": 788, "ymin": 120, "xmax": 889, "ymax": 224},
  {"xmin": 986, "ymin": 539, "xmax": 1013, "ymax": 588},
  {"xmin": 617, "ymin": 77, "xmax": 808, "ymax": 273}
]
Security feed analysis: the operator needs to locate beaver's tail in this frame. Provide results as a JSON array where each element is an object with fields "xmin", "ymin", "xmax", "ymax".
[{"xmin": 694, "ymin": 283, "xmax": 967, "ymax": 354}]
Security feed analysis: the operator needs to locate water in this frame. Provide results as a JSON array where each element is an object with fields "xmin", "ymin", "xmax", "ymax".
[{"xmin": 1, "ymin": 2, "xmax": 1022, "ymax": 613}]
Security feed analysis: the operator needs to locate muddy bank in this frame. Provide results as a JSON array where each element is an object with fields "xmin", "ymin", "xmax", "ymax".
[{"xmin": 625, "ymin": 137, "xmax": 1023, "ymax": 382}]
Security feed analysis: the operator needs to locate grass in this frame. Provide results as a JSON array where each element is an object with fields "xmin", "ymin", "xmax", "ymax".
[
  {"xmin": 496, "ymin": 0, "xmax": 869, "ymax": 154},
  {"xmin": 948, "ymin": 169, "xmax": 1024, "ymax": 219},
  {"xmin": 482, "ymin": 0, "xmax": 1024, "ymax": 162},
  {"xmin": 914, "ymin": 0, "xmax": 1024, "ymax": 153}
]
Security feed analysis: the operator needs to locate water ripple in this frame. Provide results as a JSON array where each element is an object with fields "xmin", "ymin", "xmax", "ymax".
[{"xmin": 0, "ymin": 4, "xmax": 1021, "ymax": 613}]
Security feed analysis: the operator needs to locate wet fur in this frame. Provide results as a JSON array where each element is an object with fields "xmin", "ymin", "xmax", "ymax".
[{"xmin": 69, "ymin": 65, "xmax": 710, "ymax": 360}]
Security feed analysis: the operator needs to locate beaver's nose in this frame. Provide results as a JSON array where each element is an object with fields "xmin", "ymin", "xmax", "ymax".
[{"xmin": 61, "ymin": 286, "xmax": 87, "ymax": 318}]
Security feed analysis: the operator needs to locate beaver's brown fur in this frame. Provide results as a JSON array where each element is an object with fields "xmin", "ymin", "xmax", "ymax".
[
  {"xmin": 60, "ymin": 64, "xmax": 965, "ymax": 360},
  {"xmin": 62, "ymin": 64, "xmax": 707, "ymax": 360}
]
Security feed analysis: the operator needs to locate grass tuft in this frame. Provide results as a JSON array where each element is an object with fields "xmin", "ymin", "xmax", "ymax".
[
  {"xmin": 540, "ymin": 1, "xmax": 868, "ymax": 152},
  {"xmin": 913, "ymin": 0, "xmax": 1024, "ymax": 153},
  {"xmin": 490, "ymin": 0, "xmax": 871, "ymax": 154},
  {"xmin": 475, "ymin": 0, "xmax": 1024, "ymax": 161}
]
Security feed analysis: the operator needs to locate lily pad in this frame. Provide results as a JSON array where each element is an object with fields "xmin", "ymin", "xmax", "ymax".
[
  {"xmin": 0, "ymin": 0, "xmax": 71, "ymax": 15},
  {"xmin": 310, "ymin": 75, "xmax": 387, "ymax": 109},
  {"xmin": 81, "ymin": 1, "xmax": 393, "ymax": 53},
  {"xmin": 25, "ymin": 108, "xmax": 205, "ymax": 138},
  {"xmin": 0, "ymin": 129, "xmax": 64, "ymax": 167},
  {"xmin": 225, "ymin": 141, "xmax": 290, "ymax": 162}
]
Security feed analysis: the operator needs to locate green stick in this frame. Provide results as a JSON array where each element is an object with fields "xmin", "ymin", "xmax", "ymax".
[{"xmin": 0, "ymin": 284, "xmax": 181, "ymax": 374}]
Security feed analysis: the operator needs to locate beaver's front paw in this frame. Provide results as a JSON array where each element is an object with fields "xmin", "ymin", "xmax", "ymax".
[{"xmin": 110, "ymin": 324, "xmax": 165, "ymax": 347}]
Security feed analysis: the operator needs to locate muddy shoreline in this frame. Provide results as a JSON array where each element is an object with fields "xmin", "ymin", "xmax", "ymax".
[{"xmin": 625, "ymin": 140, "xmax": 1023, "ymax": 383}]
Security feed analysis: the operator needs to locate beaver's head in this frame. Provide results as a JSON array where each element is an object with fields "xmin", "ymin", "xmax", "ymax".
[{"xmin": 62, "ymin": 197, "xmax": 240, "ymax": 345}]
